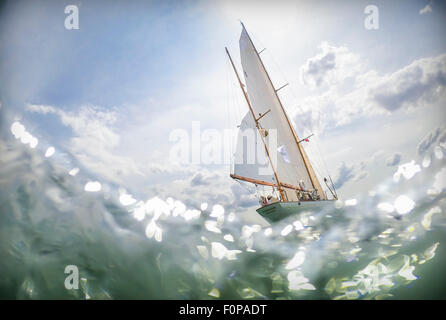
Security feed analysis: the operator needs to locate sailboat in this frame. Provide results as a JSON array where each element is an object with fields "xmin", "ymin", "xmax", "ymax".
[{"xmin": 226, "ymin": 23, "xmax": 337, "ymax": 223}]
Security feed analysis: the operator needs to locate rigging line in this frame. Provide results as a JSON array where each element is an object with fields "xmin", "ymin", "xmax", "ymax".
[
  {"xmin": 308, "ymin": 137, "xmax": 327, "ymax": 179},
  {"xmin": 306, "ymin": 142, "xmax": 325, "ymax": 188},
  {"xmin": 254, "ymin": 184, "xmax": 260, "ymax": 200},
  {"xmin": 237, "ymin": 179, "xmax": 260, "ymax": 200},
  {"xmin": 295, "ymin": 121, "xmax": 330, "ymax": 188},
  {"xmin": 312, "ymin": 148, "xmax": 331, "ymax": 196},
  {"xmin": 232, "ymin": 65, "xmax": 239, "ymax": 166},
  {"xmin": 233, "ymin": 73, "xmax": 245, "ymax": 171},
  {"xmin": 229, "ymin": 57, "xmax": 240, "ymax": 158},
  {"xmin": 315, "ymin": 134, "xmax": 332, "ymax": 178},
  {"xmin": 251, "ymin": 32, "xmax": 300, "ymax": 113},
  {"xmin": 226, "ymin": 57, "xmax": 234, "ymax": 172},
  {"xmin": 305, "ymin": 140, "xmax": 319, "ymax": 174},
  {"xmin": 235, "ymin": 79, "xmax": 242, "ymax": 126},
  {"xmin": 233, "ymin": 77, "xmax": 242, "ymax": 156},
  {"xmin": 229, "ymin": 54, "xmax": 242, "ymax": 125},
  {"xmin": 226, "ymin": 55, "xmax": 234, "ymax": 172},
  {"xmin": 306, "ymin": 130, "xmax": 328, "ymax": 178},
  {"xmin": 228, "ymin": 51, "xmax": 242, "ymax": 126},
  {"xmin": 294, "ymin": 108, "xmax": 329, "ymax": 182},
  {"xmin": 315, "ymin": 147, "xmax": 329, "ymax": 182},
  {"xmin": 230, "ymin": 59, "xmax": 248, "ymax": 175},
  {"xmin": 225, "ymin": 55, "xmax": 229, "ymax": 160}
]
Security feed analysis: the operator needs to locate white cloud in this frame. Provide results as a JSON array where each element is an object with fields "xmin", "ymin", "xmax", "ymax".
[
  {"xmin": 369, "ymin": 54, "xmax": 446, "ymax": 112},
  {"xmin": 333, "ymin": 162, "xmax": 354, "ymax": 189},
  {"xmin": 371, "ymin": 150, "xmax": 385, "ymax": 164},
  {"xmin": 145, "ymin": 165, "xmax": 259, "ymax": 212},
  {"xmin": 354, "ymin": 171, "xmax": 369, "ymax": 182},
  {"xmin": 332, "ymin": 160, "xmax": 371, "ymax": 190},
  {"xmin": 386, "ymin": 153, "xmax": 402, "ymax": 167},
  {"xmin": 293, "ymin": 51, "xmax": 446, "ymax": 134},
  {"xmin": 419, "ymin": 4, "xmax": 432, "ymax": 15},
  {"xmin": 26, "ymin": 103, "xmax": 249, "ymax": 213},
  {"xmin": 190, "ymin": 171, "xmax": 220, "ymax": 186},
  {"xmin": 27, "ymin": 104, "xmax": 145, "ymax": 184},
  {"xmin": 301, "ymin": 42, "xmax": 361, "ymax": 88}
]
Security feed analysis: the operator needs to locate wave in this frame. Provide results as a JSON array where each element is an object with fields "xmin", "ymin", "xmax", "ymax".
[{"xmin": 0, "ymin": 119, "xmax": 445, "ymax": 299}]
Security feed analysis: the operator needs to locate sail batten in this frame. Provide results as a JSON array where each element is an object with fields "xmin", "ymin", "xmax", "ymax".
[{"xmin": 235, "ymin": 24, "xmax": 326, "ymax": 201}]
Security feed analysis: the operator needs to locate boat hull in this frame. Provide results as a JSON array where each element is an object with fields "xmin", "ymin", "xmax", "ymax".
[{"xmin": 256, "ymin": 201, "xmax": 334, "ymax": 223}]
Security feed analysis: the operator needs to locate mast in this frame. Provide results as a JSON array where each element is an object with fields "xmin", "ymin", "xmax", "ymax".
[
  {"xmin": 225, "ymin": 47, "xmax": 286, "ymax": 201},
  {"xmin": 240, "ymin": 22, "xmax": 326, "ymax": 199}
]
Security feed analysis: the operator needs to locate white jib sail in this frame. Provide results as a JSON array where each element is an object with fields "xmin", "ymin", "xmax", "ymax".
[{"xmin": 233, "ymin": 112, "xmax": 275, "ymax": 184}]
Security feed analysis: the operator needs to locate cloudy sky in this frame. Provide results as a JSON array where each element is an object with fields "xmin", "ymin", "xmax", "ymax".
[{"xmin": 1, "ymin": 0, "xmax": 445, "ymax": 219}]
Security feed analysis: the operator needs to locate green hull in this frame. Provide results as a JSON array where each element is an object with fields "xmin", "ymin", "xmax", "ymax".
[{"xmin": 256, "ymin": 201, "xmax": 333, "ymax": 223}]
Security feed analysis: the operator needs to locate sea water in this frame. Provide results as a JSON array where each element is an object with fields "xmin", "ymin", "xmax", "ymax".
[{"xmin": 0, "ymin": 120, "xmax": 445, "ymax": 300}]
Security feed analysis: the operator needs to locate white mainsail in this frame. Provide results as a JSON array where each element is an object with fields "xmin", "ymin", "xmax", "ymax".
[{"xmin": 234, "ymin": 24, "xmax": 326, "ymax": 201}]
